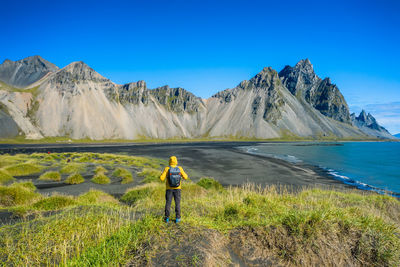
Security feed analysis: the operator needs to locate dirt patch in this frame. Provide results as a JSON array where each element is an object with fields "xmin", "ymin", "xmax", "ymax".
[
  {"xmin": 127, "ymin": 224, "xmax": 232, "ymax": 267},
  {"xmin": 229, "ymin": 226, "xmax": 364, "ymax": 267}
]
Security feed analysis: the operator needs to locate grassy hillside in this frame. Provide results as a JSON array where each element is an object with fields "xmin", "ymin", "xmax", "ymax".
[
  {"xmin": 0, "ymin": 134, "xmax": 392, "ymax": 144},
  {"xmin": 0, "ymin": 174, "xmax": 399, "ymax": 265}
]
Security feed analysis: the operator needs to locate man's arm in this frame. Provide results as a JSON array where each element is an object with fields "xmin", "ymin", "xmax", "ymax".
[
  {"xmin": 160, "ymin": 167, "xmax": 169, "ymax": 182},
  {"xmin": 178, "ymin": 166, "xmax": 189, "ymax": 180}
]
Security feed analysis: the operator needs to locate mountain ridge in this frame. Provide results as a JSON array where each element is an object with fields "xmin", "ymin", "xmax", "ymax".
[
  {"xmin": 0, "ymin": 56, "xmax": 394, "ymax": 140},
  {"xmin": 0, "ymin": 55, "xmax": 59, "ymax": 88}
]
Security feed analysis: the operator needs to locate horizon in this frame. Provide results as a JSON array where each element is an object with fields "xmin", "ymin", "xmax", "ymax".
[{"xmin": 2, "ymin": 0, "xmax": 400, "ymax": 133}]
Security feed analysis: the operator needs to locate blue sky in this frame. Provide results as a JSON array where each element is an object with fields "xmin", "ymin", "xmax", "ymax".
[{"xmin": 1, "ymin": 0, "xmax": 400, "ymax": 133}]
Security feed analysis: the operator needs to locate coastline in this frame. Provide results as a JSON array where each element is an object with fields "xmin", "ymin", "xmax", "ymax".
[{"xmin": 0, "ymin": 141, "xmax": 359, "ymax": 194}]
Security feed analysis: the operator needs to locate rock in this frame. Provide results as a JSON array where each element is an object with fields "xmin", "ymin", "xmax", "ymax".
[
  {"xmin": 0, "ymin": 56, "xmax": 59, "ymax": 88},
  {"xmin": 351, "ymin": 110, "xmax": 394, "ymax": 139},
  {"xmin": 0, "ymin": 108, "xmax": 19, "ymax": 138},
  {"xmin": 0, "ymin": 55, "xmax": 391, "ymax": 140},
  {"xmin": 118, "ymin": 81, "xmax": 149, "ymax": 105},
  {"xmin": 150, "ymin": 86, "xmax": 203, "ymax": 113},
  {"xmin": 279, "ymin": 59, "xmax": 351, "ymax": 124}
]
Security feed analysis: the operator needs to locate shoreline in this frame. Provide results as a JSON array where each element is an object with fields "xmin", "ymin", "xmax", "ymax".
[
  {"xmin": 0, "ymin": 141, "xmax": 361, "ymax": 194},
  {"xmin": 238, "ymin": 144, "xmax": 400, "ymax": 197}
]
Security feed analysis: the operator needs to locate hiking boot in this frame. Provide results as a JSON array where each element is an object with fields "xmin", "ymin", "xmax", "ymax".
[
  {"xmin": 165, "ymin": 218, "xmax": 170, "ymax": 223},
  {"xmin": 175, "ymin": 218, "xmax": 181, "ymax": 223}
]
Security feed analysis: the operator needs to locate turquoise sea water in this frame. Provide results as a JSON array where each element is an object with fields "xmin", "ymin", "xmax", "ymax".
[{"xmin": 242, "ymin": 142, "xmax": 400, "ymax": 196}]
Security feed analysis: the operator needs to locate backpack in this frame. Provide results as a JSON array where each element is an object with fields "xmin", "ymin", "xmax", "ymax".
[{"xmin": 168, "ymin": 166, "xmax": 181, "ymax": 187}]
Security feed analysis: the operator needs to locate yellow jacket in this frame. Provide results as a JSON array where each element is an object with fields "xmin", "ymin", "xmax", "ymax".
[{"xmin": 160, "ymin": 156, "xmax": 188, "ymax": 189}]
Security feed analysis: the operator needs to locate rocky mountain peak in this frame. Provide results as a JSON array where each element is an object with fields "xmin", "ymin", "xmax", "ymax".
[
  {"xmin": 351, "ymin": 110, "xmax": 392, "ymax": 138},
  {"xmin": 295, "ymin": 58, "xmax": 313, "ymax": 71},
  {"xmin": 122, "ymin": 80, "xmax": 147, "ymax": 91},
  {"xmin": 239, "ymin": 67, "xmax": 280, "ymax": 90},
  {"xmin": 53, "ymin": 61, "xmax": 110, "ymax": 84},
  {"xmin": 2, "ymin": 59, "xmax": 13, "ymax": 65},
  {"xmin": 0, "ymin": 55, "xmax": 59, "ymax": 87},
  {"xmin": 278, "ymin": 59, "xmax": 318, "ymax": 96},
  {"xmin": 118, "ymin": 80, "xmax": 149, "ymax": 105},
  {"xmin": 356, "ymin": 110, "xmax": 378, "ymax": 126},
  {"xmin": 150, "ymin": 86, "xmax": 203, "ymax": 113},
  {"xmin": 279, "ymin": 59, "xmax": 351, "ymax": 124},
  {"xmin": 357, "ymin": 110, "xmax": 368, "ymax": 122}
]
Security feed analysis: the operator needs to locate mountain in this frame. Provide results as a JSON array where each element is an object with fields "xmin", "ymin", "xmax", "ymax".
[
  {"xmin": 0, "ymin": 56, "xmax": 59, "ymax": 88},
  {"xmin": 279, "ymin": 59, "xmax": 351, "ymax": 123},
  {"xmin": 0, "ymin": 56, "xmax": 393, "ymax": 140},
  {"xmin": 394, "ymin": 133, "xmax": 400, "ymax": 139},
  {"xmin": 206, "ymin": 67, "xmax": 360, "ymax": 138},
  {"xmin": 350, "ymin": 110, "xmax": 394, "ymax": 139}
]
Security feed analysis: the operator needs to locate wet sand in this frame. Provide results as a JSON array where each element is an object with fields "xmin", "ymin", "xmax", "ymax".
[{"xmin": 0, "ymin": 142, "xmax": 353, "ymax": 196}]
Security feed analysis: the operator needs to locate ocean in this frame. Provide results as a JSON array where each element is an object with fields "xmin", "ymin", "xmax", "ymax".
[{"xmin": 241, "ymin": 142, "xmax": 400, "ymax": 196}]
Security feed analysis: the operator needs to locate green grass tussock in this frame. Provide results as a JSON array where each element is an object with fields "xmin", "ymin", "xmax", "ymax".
[
  {"xmin": 32, "ymin": 195, "xmax": 77, "ymax": 210},
  {"xmin": 91, "ymin": 173, "xmax": 111, "ymax": 184},
  {"xmin": 0, "ymin": 206, "xmax": 133, "ymax": 266},
  {"xmin": 112, "ymin": 167, "xmax": 133, "ymax": 184},
  {"xmin": 65, "ymin": 173, "xmax": 85, "ymax": 184},
  {"xmin": 0, "ymin": 182, "xmax": 40, "ymax": 207},
  {"xmin": 60, "ymin": 163, "xmax": 85, "ymax": 174},
  {"xmin": 95, "ymin": 165, "xmax": 108, "ymax": 174},
  {"xmin": 78, "ymin": 190, "xmax": 118, "ymax": 205},
  {"xmin": 15, "ymin": 181, "xmax": 37, "ymax": 191},
  {"xmin": 4, "ymin": 163, "xmax": 42, "ymax": 176},
  {"xmin": 197, "ymin": 177, "xmax": 224, "ymax": 191},
  {"xmin": 121, "ymin": 186, "xmax": 153, "ymax": 205},
  {"xmin": 38, "ymin": 171, "xmax": 61, "ymax": 181},
  {"xmin": 68, "ymin": 215, "xmax": 162, "ymax": 266},
  {"xmin": 138, "ymin": 168, "xmax": 161, "ymax": 183},
  {"xmin": 0, "ymin": 170, "xmax": 14, "ymax": 185}
]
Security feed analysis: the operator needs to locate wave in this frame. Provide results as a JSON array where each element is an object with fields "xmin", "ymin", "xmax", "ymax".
[
  {"xmin": 241, "ymin": 146, "xmax": 400, "ymax": 198},
  {"xmin": 325, "ymin": 168, "xmax": 400, "ymax": 197},
  {"xmin": 244, "ymin": 147, "xmax": 302, "ymax": 164}
]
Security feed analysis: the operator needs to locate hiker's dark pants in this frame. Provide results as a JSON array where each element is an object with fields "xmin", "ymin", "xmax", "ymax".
[{"xmin": 165, "ymin": 189, "xmax": 181, "ymax": 219}]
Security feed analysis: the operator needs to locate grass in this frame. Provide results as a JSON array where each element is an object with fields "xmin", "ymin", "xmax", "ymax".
[
  {"xmin": 32, "ymin": 195, "xmax": 77, "ymax": 210},
  {"xmin": 95, "ymin": 165, "xmax": 108, "ymax": 174},
  {"xmin": 112, "ymin": 167, "xmax": 133, "ymax": 184},
  {"xmin": 65, "ymin": 173, "xmax": 85, "ymax": 184},
  {"xmin": 0, "ymin": 170, "xmax": 14, "ymax": 185},
  {"xmin": 38, "ymin": 171, "xmax": 61, "ymax": 181},
  {"xmin": 124, "ymin": 181, "xmax": 400, "ymax": 266},
  {"xmin": 138, "ymin": 168, "xmax": 162, "ymax": 183},
  {"xmin": 197, "ymin": 177, "xmax": 224, "ymax": 191},
  {"xmin": 1, "ymin": 154, "xmax": 400, "ymax": 266},
  {"xmin": 91, "ymin": 173, "xmax": 111, "ymax": 184},
  {"xmin": 0, "ymin": 133, "xmax": 391, "ymax": 144},
  {"xmin": 60, "ymin": 163, "xmax": 85, "ymax": 174},
  {"xmin": 78, "ymin": 190, "xmax": 118, "ymax": 206},
  {"xmin": 4, "ymin": 163, "xmax": 42, "ymax": 176},
  {"xmin": 120, "ymin": 185, "xmax": 153, "ymax": 205},
  {"xmin": 0, "ymin": 182, "xmax": 41, "ymax": 207},
  {"xmin": 0, "ymin": 206, "xmax": 134, "ymax": 266},
  {"xmin": 0, "ymin": 179, "xmax": 399, "ymax": 266}
]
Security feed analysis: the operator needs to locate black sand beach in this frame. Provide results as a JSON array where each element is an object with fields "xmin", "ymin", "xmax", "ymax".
[{"xmin": 0, "ymin": 142, "xmax": 353, "ymax": 196}]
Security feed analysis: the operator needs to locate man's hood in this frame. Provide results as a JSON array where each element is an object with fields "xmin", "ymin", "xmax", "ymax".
[{"xmin": 169, "ymin": 156, "xmax": 178, "ymax": 166}]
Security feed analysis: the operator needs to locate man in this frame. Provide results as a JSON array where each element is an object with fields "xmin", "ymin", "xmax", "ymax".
[{"xmin": 159, "ymin": 156, "xmax": 188, "ymax": 223}]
